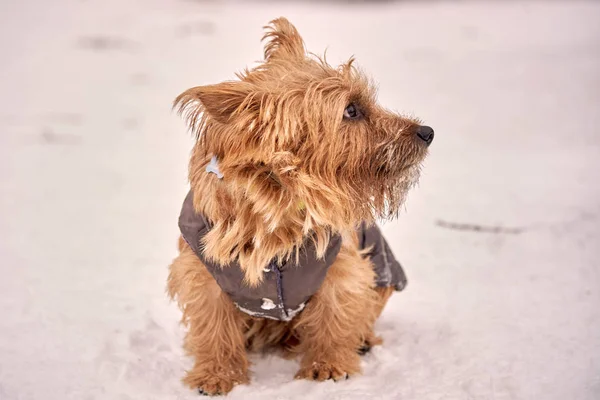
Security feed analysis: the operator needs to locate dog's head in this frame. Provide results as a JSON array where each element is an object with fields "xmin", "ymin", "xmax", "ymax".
[{"xmin": 176, "ymin": 18, "xmax": 432, "ymax": 231}]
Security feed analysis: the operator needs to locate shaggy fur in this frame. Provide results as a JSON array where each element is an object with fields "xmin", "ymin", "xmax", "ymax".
[{"xmin": 168, "ymin": 17, "xmax": 431, "ymax": 395}]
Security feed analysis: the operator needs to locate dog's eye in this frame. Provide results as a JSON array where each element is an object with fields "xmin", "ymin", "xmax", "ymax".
[{"xmin": 343, "ymin": 103, "xmax": 361, "ymax": 120}]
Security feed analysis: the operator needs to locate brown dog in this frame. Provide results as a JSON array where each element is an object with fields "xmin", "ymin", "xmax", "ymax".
[{"xmin": 167, "ymin": 17, "xmax": 433, "ymax": 395}]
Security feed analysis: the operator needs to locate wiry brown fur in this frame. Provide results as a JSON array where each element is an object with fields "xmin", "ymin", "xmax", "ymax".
[{"xmin": 168, "ymin": 17, "xmax": 430, "ymax": 395}]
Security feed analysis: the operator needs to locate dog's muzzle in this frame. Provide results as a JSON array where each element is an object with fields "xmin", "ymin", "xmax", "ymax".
[{"xmin": 416, "ymin": 125, "xmax": 434, "ymax": 146}]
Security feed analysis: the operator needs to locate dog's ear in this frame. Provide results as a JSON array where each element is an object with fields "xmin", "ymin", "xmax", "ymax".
[
  {"xmin": 262, "ymin": 17, "xmax": 305, "ymax": 61},
  {"xmin": 174, "ymin": 81, "xmax": 254, "ymax": 124}
]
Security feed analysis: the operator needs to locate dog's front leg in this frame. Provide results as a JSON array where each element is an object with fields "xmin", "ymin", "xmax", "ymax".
[
  {"xmin": 293, "ymin": 244, "xmax": 379, "ymax": 381},
  {"xmin": 168, "ymin": 241, "xmax": 249, "ymax": 395}
]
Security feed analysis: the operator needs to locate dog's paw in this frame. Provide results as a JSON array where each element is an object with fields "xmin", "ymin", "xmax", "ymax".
[
  {"xmin": 193, "ymin": 376, "xmax": 241, "ymax": 396},
  {"xmin": 184, "ymin": 367, "xmax": 248, "ymax": 396},
  {"xmin": 295, "ymin": 362, "xmax": 349, "ymax": 382},
  {"xmin": 358, "ymin": 334, "xmax": 383, "ymax": 355}
]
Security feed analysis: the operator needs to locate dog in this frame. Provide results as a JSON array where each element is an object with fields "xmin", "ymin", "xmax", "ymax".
[{"xmin": 167, "ymin": 17, "xmax": 433, "ymax": 395}]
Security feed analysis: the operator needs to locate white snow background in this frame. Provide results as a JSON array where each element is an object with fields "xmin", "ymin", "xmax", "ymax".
[{"xmin": 1, "ymin": 0, "xmax": 599, "ymax": 399}]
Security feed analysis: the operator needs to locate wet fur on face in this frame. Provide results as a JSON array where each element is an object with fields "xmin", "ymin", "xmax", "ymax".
[{"xmin": 168, "ymin": 17, "xmax": 431, "ymax": 395}]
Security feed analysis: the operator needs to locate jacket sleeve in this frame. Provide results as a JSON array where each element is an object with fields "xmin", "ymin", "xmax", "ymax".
[{"xmin": 359, "ymin": 222, "xmax": 408, "ymax": 291}]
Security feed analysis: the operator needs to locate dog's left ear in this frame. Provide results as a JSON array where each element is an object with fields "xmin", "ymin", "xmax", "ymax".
[
  {"xmin": 262, "ymin": 17, "xmax": 306, "ymax": 61},
  {"xmin": 174, "ymin": 81, "xmax": 254, "ymax": 125}
]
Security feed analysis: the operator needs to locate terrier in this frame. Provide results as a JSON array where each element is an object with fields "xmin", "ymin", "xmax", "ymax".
[{"xmin": 168, "ymin": 17, "xmax": 434, "ymax": 395}]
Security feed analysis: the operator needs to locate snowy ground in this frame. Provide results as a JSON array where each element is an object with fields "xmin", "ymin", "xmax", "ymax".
[{"xmin": 1, "ymin": 0, "xmax": 599, "ymax": 399}]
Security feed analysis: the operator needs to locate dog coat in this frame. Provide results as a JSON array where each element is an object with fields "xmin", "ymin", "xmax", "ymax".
[{"xmin": 179, "ymin": 190, "xmax": 407, "ymax": 321}]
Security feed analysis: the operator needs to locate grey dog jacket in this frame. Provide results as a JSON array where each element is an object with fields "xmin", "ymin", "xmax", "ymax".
[{"xmin": 179, "ymin": 190, "xmax": 407, "ymax": 321}]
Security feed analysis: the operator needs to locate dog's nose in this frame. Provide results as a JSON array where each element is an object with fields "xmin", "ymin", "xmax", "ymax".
[{"xmin": 416, "ymin": 125, "xmax": 434, "ymax": 145}]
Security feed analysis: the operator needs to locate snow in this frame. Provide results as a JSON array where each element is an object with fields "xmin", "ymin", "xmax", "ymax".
[
  {"xmin": 235, "ymin": 304, "xmax": 279, "ymax": 320},
  {"xmin": 1, "ymin": 0, "xmax": 599, "ymax": 399},
  {"xmin": 260, "ymin": 298, "xmax": 276, "ymax": 310},
  {"xmin": 285, "ymin": 303, "xmax": 306, "ymax": 321}
]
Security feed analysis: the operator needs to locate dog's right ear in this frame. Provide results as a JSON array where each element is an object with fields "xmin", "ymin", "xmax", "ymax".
[
  {"xmin": 174, "ymin": 81, "xmax": 254, "ymax": 125},
  {"xmin": 262, "ymin": 17, "xmax": 306, "ymax": 61}
]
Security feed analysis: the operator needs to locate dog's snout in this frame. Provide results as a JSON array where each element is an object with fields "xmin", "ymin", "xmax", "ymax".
[{"xmin": 416, "ymin": 125, "xmax": 434, "ymax": 146}]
